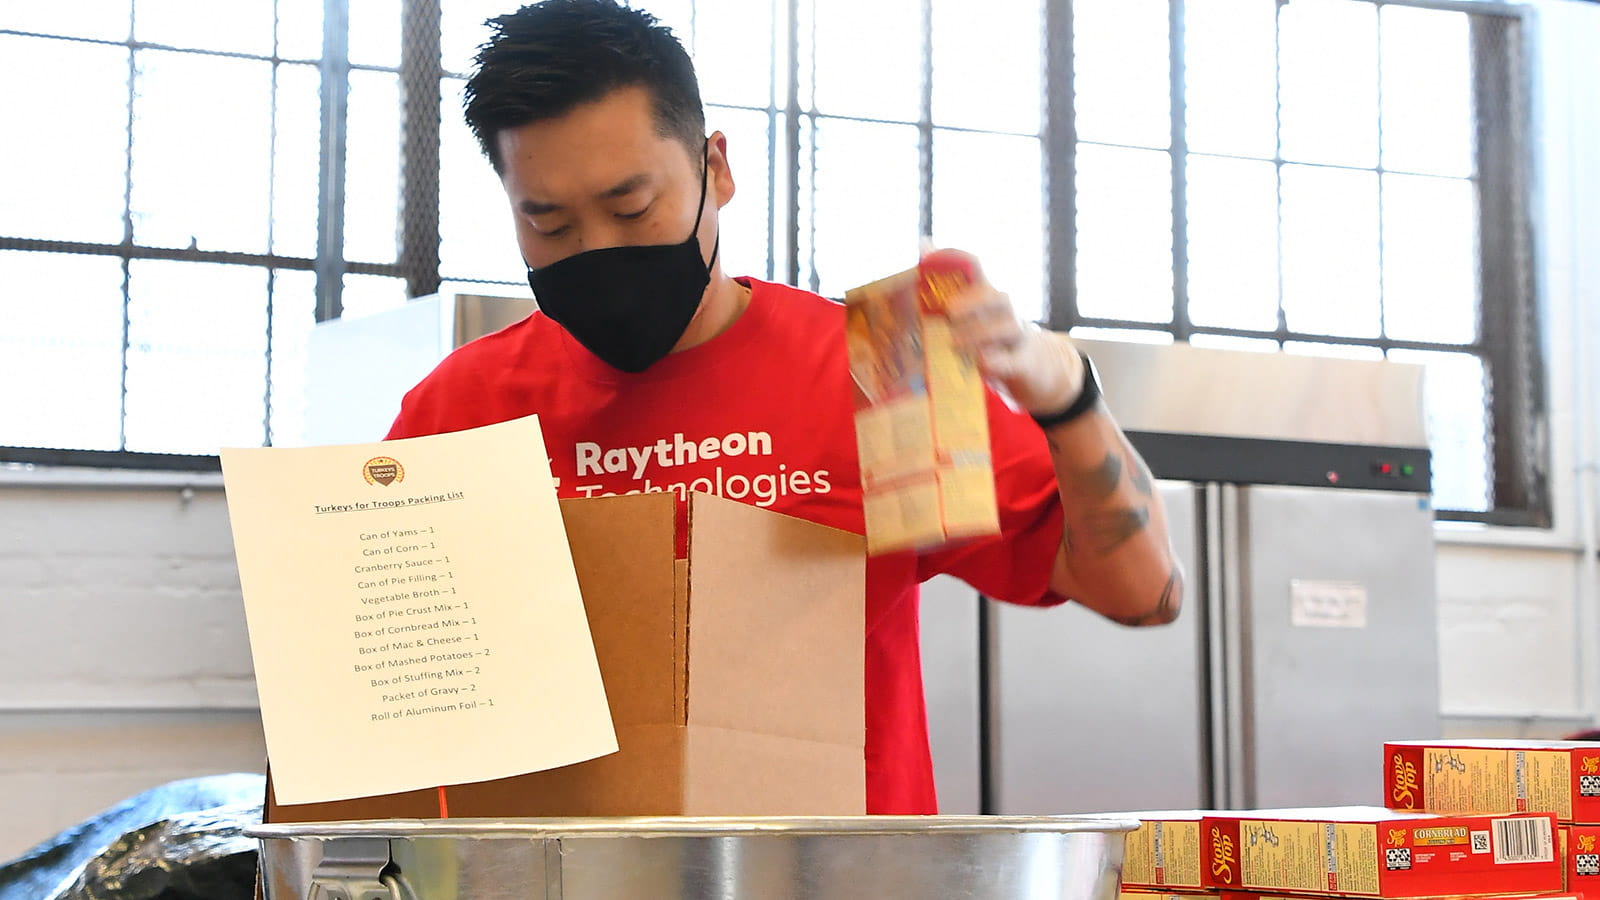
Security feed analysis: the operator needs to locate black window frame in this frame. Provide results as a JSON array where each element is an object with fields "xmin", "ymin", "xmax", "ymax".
[{"xmin": 0, "ymin": 0, "xmax": 1549, "ymax": 528}]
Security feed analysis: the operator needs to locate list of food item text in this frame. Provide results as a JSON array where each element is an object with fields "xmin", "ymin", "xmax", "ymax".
[{"xmin": 350, "ymin": 526, "xmax": 493, "ymax": 721}]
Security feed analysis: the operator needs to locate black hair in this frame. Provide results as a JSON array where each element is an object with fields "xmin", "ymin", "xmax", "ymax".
[{"xmin": 464, "ymin": 0, "xmax": 706, "ymax": 173}]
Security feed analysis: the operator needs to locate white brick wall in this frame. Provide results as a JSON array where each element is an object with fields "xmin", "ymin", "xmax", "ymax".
[
  {"xmin": 0, "ymin": 710, "xmax": 265, "ymax": 863},
  {"xmin": 0, "ymin": 484, "xmax": 256, "ymax": 709},
  {"xmin": 0, "ymin": 483, "xmax": 264, "ymax": 861}
]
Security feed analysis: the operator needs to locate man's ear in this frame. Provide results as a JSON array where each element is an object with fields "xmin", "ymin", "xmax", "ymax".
[{"xmin": 707, "ymin": 130, "xmax": 736, "ymax": 208}]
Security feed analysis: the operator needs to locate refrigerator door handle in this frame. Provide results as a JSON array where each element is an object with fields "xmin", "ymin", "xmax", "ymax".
[{"xmin": 1210, "ymin": 482, "xmax": 1252, "ymax": 810}]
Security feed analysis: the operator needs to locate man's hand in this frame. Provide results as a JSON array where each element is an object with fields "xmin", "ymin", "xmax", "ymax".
[
  {"xmin": 928, "ymin": 246, "xmax": 1182, "ymax": 627},
  {"xmin": 930, "ymin": 248, "xmax": 1087, "ymax": 417}
]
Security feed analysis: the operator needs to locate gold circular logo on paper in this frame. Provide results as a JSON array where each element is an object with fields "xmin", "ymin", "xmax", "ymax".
[{"xmin": 362, "ymin": 456, "xmax": 404, "ymax": 487}]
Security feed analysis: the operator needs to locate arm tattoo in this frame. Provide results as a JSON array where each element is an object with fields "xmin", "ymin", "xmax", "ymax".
[
  {"xmin": 1062, "ymin": 450, "xmax": 1123, "ymax": 502},
  {"xmin": 1127, "ymin": 449, "xmax": 1154, "ymax": 498},
  {"xmin": 1083, "ymin": 505, "xmax": 1149, "ymax": 556},
  {"xmin": 1111, "ymin": 568, "xmax": 1182, "ymax": 627}
]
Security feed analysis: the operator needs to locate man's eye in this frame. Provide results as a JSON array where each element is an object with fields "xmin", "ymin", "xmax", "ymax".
[
  {"xmin": 617, "ymin": 208, "xmax": 649, "ymax": 220},
  {"xmin": 538, "ymin": 224, "xmax": 571, "ymax": 238}
]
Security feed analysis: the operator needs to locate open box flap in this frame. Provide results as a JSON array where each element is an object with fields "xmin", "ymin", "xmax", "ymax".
[{"xmin": 684, "ymin": 492, "xmax": 865, "ymax": 746}]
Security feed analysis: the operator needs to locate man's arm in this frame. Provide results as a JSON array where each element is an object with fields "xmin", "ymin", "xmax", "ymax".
[
  {"xmin": 938, "ymin": 249, "xmax": 1182, "ymax": 626},
  {"xmin": 1038, "ymin": 389, "xmax": 1183, "ymax": 626}
]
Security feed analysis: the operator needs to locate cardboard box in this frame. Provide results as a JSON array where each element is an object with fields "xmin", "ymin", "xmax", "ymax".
[
  {"xmin": 1123, "ymin": 891, "xmax": 1218, "ymax": 900},
  {"xmin": 1221, "ymin": 893, "xmax": 1583, "ymax": 900},
  {"xmin": 1121, "ymin": 811, "xmax": 1209, "ymax": 890},
  {"xmin": 1386, "ymin": 741, "xmax": 1600, "ymax": 823},
  {"xmin": 1200, "ymin": 807, "xmax": 1562, "ymax": 897},
  {"xmin": 263, "ymin": 491, "xmax": 866, "ymax": 822},
  {"xmin": 1564, "ymin": 824, "xmax": 1600, "ymax": 892}
]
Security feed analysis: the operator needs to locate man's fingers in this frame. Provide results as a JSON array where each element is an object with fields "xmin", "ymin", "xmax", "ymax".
[
  {"xmin": 953, "ymin": 316, "xmax": 1024, "ymax": 356},
  {"xmin": 949, "ymin": 292, "xmax": 1024, "ymax": 353},
  {"xmin": 979, "ymin": 346, "xmax": 1025, "ymax": 380}
]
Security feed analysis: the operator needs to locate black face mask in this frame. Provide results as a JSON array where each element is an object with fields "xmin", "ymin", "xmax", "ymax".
[{"xmin": 527, "ymin": 145, "xmax": 719, "ymax": 373}]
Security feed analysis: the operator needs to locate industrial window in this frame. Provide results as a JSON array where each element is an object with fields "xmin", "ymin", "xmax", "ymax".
[
  {"xmin": 0, "ymin": 3, "xmax": 322, "ymax": 468},
  {"xmin": 0, "ymin": 0, "xmax": 1545, "ymax": 525},
  {"xmin": 1054, "ymin": 0, "xmax": 1544, "ymax": 525}
]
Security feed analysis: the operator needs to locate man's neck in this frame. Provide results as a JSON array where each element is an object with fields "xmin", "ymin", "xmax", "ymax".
[{"xmin": 673, "ymin": 271, "xmax": 751, "ymax": 352}]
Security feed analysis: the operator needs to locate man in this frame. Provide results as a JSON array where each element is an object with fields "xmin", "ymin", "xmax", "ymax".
[{"xmin": 388, "ymin": 0, "xmax": 1181, "ymax": 814}]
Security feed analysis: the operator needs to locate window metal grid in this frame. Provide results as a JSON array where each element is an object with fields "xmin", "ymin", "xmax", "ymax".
[
  {"xmin": 1044, "ymin": 0, "xmax": 1544, "ymax": 525},
  {"xmin": 0, "ymin": 8, "xmax": 320, "ymax": 459},
  {"xmin": 0, "ymin": 0, "xmax": 1548, "ymax": 526}
]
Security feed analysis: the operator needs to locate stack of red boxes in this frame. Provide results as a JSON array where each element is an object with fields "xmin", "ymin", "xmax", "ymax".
[
  {"xmin": 1384, "ymin": 740, "xmax": 1600, "ymax": 896},
  {"xmin": 1113, "ymin": 738, "xmax": 1600, "ymax": 900},
  {"xmin": 1118, "ymin": 806, "xmax": 1568, "ymax": 900}
]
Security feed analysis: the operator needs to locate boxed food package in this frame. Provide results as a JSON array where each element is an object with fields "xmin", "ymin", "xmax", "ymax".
[
  {"xmin": 1120, "ymin": 811, "xmax": 1209, "ymax": 890},
  {"xmin": 1200, "ymin": 807, "xmax": 1562, "ymax": 897},
  {"xmin": 1563, "ymin": 824, "xmax": 1600, "ymax": 892},
  {"xmin": 1221, "ymin": 893, "xmax": 1582, "ymax": 900},
  {"xmin": 263, "ymin": 491, "xmax": 866, "ymax": 822},
  {"xmin": 844, "ymin": 252, "xmax": 999, "ymax": 555},
  {"xmin": 1386, "ymin": 741, "xmax": 1600, "ymax": 823}
]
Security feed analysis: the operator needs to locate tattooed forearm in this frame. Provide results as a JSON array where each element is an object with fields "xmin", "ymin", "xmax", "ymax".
[
  {"xmin": 1062, "ymin": 450, "xmax": 1123, "ymax": 501},
  {"xmin": 1043, "ymin": 415, "xmax": 1175, "ymax": 623},
  {"xmin": 1082, "ymin": 505, "xmax": 1150, "ymax": 556},
  {"xmin": 1111, "ymin": 568, "xmax": 1182, "ymax": 627}
]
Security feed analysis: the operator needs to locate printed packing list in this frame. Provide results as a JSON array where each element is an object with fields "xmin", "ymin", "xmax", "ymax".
[{"xmin": 221, "ymin": 415, "xmax": 616, "ymax": 805}]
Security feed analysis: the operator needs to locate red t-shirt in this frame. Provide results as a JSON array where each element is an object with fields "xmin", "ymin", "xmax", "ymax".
[{"xmin": 386, "ymin": 276, "xmax": 1068, "ymax": 813}]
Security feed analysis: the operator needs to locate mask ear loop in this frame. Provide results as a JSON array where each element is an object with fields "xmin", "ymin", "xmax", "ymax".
[{"xmin": 692, "ymin": 138, "xmax": 720, "ymax": 272}]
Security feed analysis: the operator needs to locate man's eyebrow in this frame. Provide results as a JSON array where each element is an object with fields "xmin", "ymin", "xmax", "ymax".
[
  {"xmin": 517, "ymin": 174, "xmax": 653, "ymax": 217},
  {"xmin": 519, "ymin": 199, "xmax": 561, "ymax": 216},
  {"xmin": 599, "ymin": 173, "xmax": 651, "ymax": 199}
]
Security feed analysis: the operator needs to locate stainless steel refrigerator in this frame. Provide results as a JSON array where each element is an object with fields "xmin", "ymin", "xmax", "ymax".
[{"xmin": 921, "ymin": 339, "xmax": 1441, "ymax": 814}]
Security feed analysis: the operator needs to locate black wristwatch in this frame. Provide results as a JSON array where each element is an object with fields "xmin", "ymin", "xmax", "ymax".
[{"xmin": 1030, "ymin": 349, "xmax": 1101, "ymax": 429}]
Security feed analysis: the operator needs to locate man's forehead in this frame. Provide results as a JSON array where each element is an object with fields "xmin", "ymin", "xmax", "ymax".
[
  {"xmin": 503, "ymin": 152, "xmax": 693, "ymax": 210},
  {"xmin": 498, "ymin": 133, "xmax": 695, "ymax": 201},
  {"xmin": 494, "ymin": 86, "xmax": 695, "ymax": 180}
]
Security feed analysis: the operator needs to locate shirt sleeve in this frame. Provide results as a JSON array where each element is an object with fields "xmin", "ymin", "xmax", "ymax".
[
  {"xmin": 384, "ymin": 398, "xmax": 415, "ymax": 441},
  {"xmin": 383, "ymin": 360, "xmax": 471, "ymax": 441},
  {"xmin": 914, "ymin": 388, "xmax": 1071, "ymax": 607},
  {"xmin": 384, "ymin": 384, "xmax": 428, "ymax": 441}
]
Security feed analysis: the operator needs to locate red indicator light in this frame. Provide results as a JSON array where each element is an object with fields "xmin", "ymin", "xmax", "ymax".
[
  {"xmin": 1379, "ymin": 463, "xmax": 1393, "ymax": 475},
  {"xmin": 1327, "ymin": 471, "xmax": 1340, "ymax": 484}
]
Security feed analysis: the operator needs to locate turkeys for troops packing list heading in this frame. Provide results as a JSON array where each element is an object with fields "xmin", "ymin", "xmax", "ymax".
[{"xmin": 221, "ymin": 414, "xmax": 617, "ymax": 805}]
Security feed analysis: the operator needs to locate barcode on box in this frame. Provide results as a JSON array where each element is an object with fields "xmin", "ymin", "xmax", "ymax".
[{"xmin": 1492, "ymin": 817, "xmax": 1554, "ymax": 864}]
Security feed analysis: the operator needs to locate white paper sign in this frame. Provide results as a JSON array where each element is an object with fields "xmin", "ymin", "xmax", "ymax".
[
  {"xmin": 221, "ymin": 415, "xmax": 617, "ymax": 805},
  {"xmin": 1290, "ymin": 579, "xmax": 1369, "ymax": 629}
]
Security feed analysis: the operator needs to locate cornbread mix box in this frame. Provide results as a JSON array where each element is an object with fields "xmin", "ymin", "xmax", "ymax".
[
  {"xmin": 1564, "ymin": 824, "xmax": 1600, "ymax": 892},
  {"xmin": 1386, "ymin": 741, "xmax": 1600, "ymax": 823},
  {"xmin": 1122, "ymin": 891, "xmax": 1218, "ymax": 900},
  {"xmin": 844, "ymin": 251, "xmax": 1000, "ymax": 555},
  {"xmin": 1200, "ymin": 807, "xmax": 1562, "ymax": 897},
  {"xmin": 1120, "ymin": 809, "xmax": 1404, "ymax": 891},
  {"xmin": 1221, "ymin": 893, "xmax": 1584, "ymax": 900},
  {"xmin": 1119, "ymin": 811, "xmax": 1210, "ymax": 890},
  {"xmin": 264, "ymin": 491, "xmax": 866, "ymax": 821}
]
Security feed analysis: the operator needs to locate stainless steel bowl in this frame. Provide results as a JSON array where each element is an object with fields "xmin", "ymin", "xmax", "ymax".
[{"xmin": 249, "ymin": 815, "xmax": 1138, "ymax": 900}]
